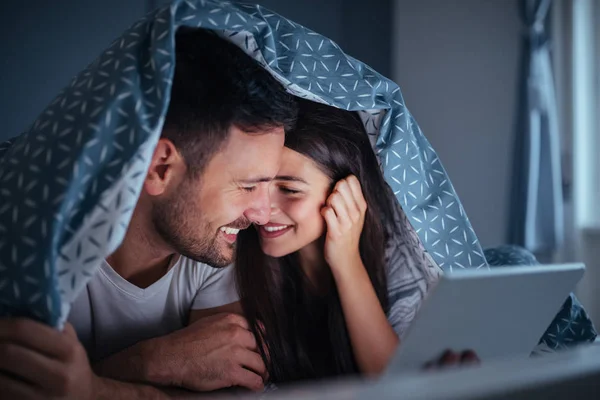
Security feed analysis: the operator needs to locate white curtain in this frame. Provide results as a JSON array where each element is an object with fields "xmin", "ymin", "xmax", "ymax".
[
  {"xmin": 553, "ymin": 0, "xmax": 600, "ymax": 326},
  {"xmin": 509, "ymin": 0, "xmax": 564, "ymax": 256}
]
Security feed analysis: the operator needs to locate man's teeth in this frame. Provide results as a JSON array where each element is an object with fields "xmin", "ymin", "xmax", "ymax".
[
  {"xmin": 220, "ymin": 227, "xmax": 240, "ymax": 235},
  {"xmin": 264, "ymin": 225, "xmax": 290, "ymax": 232}
]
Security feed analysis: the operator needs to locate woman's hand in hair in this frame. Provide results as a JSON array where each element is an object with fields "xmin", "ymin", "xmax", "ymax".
[
  {"xmin": 321, "ymin": 175, "xmax": 399, "ymax": 376},
  {"xmin": 321, "ymin": 175, "xmax": 367, "ymax": 272}
]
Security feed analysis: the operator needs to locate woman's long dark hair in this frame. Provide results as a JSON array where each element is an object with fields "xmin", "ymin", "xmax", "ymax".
[{"xmin": 235, "ymin": 99, "xmax": 399, "ymax": 384}]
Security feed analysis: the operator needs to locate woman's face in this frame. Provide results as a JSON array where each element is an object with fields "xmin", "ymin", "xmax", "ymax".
[{"xmin": 256, "ymin": 147, "xmax": 332, "ymax": 258}]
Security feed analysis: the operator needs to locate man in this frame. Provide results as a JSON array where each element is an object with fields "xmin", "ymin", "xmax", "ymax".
[{"xmin": 0, "ymin": 28, "xmax": 298, "ymax": 399}]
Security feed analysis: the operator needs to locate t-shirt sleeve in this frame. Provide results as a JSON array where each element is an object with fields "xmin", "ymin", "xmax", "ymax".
[
  {"xmin": 191, "ymin": 264, "xmax": 239, "ymax": 310},
  {"xmin": 386, "ymin": 248, "xmax": 441, "ymax": 338},
  {"xmin": 385, "ymin": 197, "xmax": 442, "ymax": 338}
]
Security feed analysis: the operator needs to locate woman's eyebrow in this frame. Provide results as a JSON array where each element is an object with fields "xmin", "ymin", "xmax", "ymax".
[{"xmin": 275, "ymin": 175, "xmax": 308, "ymax": 184}]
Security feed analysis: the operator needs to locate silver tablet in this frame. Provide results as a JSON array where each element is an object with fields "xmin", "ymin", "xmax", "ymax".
[{"xmin": 385, "ymin": 263, "xmax": 585, "ymax": 374}]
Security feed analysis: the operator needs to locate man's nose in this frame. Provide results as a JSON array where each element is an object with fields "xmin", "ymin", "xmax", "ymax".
[{"xmin": 244, "ymin": 186, "xmax": 271, "ymax": 225}]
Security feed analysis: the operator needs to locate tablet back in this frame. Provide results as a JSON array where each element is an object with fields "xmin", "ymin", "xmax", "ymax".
[{"xmin": 385, "ymin": 263, "xmax": 585, "ymax": 374}]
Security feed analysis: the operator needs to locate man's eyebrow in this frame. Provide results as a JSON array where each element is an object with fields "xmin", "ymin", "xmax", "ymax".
[
  {"xmin": 239, "ymin": 176, "xmax": 274, "ymax": 184},
  {"xmin": 274, "ymin": 175, "xmax": 308, "ymax": 184}
]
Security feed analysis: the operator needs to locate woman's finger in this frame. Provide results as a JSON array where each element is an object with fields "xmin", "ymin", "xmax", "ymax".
[
  {"xmin": 438, "ymin": 350, "xmax": 461, "ymax": 365},
  {"xmin": 346, "ymin": 175, "xmax": 367, "ymax": 212},
  {"xmin": 333, "ymin": 180, "xmax": 361, "ymax": 221},
  {"xmin": 329, "ymin": 192, "xmax": 352, "ymax": 229},
  {"xmin": 460, "ymin": 350, "xmax": 480, "ymax": 365},
  {"xmin": 321, "ymin": 206, "xmax": 340, "ymax": 235}
]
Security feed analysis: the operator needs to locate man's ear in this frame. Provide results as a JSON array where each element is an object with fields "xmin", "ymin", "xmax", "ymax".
[{"xmin": 145, "ymin": 138, "xmax": 185, "ymax": 196}]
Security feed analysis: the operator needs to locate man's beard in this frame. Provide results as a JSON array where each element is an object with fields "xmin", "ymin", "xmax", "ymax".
[{"xmin": 151, "ymin": 190, "xmax": 233, "ymax": 268}]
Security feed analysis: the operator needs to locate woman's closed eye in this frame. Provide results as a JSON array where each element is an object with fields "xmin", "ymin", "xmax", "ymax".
[{"xmin": 279, "ymin": 186, "xmax": 301, "ymax": 194}]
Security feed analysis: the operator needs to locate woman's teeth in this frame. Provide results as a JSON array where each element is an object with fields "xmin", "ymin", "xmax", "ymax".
[
  {"xmin": 263, "ymin": 225, "xmax": 290, "ymax": 232},
  {"xmin": 220, "ymin": 227, "xmax": 240, "ymax": 235}
]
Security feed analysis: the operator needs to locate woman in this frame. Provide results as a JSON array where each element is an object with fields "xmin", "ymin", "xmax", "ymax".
[{"xmin": 235, "ymin": 99, "xmax": 451, "ymax": 385}]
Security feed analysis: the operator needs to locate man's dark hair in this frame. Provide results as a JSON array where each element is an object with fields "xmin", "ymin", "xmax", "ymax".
[{"xmin": 162, "ymin": 28, "xmax": 298, "ymax": 176}]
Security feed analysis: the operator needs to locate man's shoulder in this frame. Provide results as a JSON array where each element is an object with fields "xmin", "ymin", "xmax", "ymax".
[
  {"xmin": 177, "ymin": 255, "xmax": 227, "ymax": 270},
  {"xmin": 175, "ymin": 256, "xmax": 233, "ymax": 280},
  {"xmin": 174, "ymin": 257, "xmax": 237, "ymax": 302}
]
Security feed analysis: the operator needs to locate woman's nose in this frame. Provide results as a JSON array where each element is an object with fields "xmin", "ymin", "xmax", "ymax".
[{"xmin": 270, "ymin": 203, "xmax": 280, "ymax": 216}]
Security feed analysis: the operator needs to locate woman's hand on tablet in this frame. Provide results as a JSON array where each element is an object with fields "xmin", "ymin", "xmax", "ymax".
[{"xmin": 423, "ymin": 350, "xmax": 481, "ymax": 370}]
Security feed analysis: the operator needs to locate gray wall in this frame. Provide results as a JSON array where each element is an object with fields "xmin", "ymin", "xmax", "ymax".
[
  {"xmin": 0, "ymin": 0, "xmax": 147, "ymax": 140},
  {"xmin": 392, "ymin": 0, "xmax": 522, "ymax": 248}
]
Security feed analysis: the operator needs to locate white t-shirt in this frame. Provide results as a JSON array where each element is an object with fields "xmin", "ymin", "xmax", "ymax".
[{"xmin": 68, "ymin": 256, "xmax": 238, "ymax": 362}]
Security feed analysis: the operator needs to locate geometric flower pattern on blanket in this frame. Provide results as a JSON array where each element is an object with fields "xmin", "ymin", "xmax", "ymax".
[{"xmin": 0, "ymin": 0, "xmax": 486, "ymax": 328}]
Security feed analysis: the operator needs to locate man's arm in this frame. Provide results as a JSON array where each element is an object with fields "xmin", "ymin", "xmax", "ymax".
[
  {"xmin": 188, "ymin": 301, "xmax": 243, "ymax": 324},
  {"xmin": 92, "ymin": 336, "xmax": 162, "ymax": 386},
  {"xmin": 92, "ymin": 311, "xmax": 265, "ymax": 392},
  {"xmin": 95, "ymin": 264, "xmax": 255, "ymax": 392},
  {"xmin": 92, "ymin": 302, "xmax": 244, "ymax": 384},
  {"xmin": 0, "ymin": 318, "xmax": 171, "ymax": 400}
]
